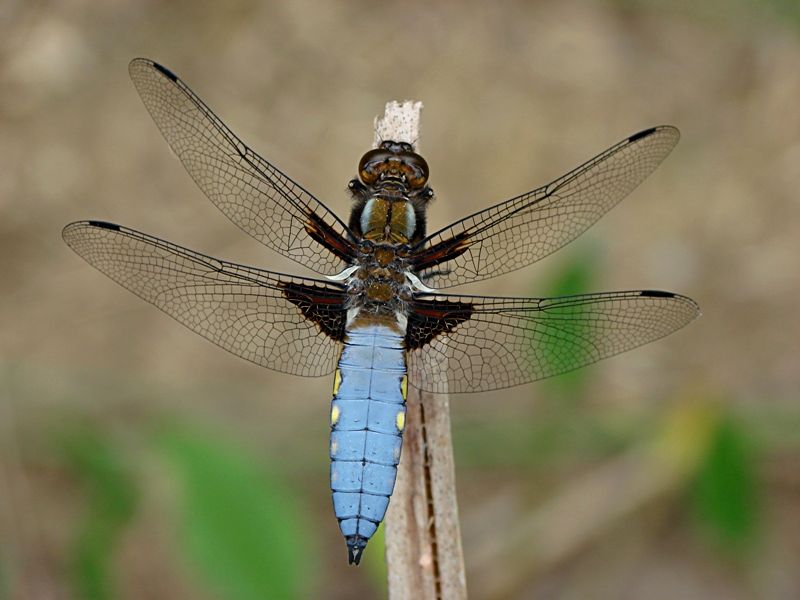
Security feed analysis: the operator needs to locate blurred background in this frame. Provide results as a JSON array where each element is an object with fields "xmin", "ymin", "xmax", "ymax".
[{"xmin": 1, "ymin": 0, "xmax": 799, "ymax": 598}]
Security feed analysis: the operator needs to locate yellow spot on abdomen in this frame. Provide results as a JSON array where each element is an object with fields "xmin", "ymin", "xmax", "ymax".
[
  {"xmin": 331, "ymin": 439, "xmax": 338, "ymax": 456},
  {"xmin": 396, "ymin": 410, "xmax": 406, "ymax": 432},
  {"xmin": 331, "ymin": 404, "xmax": 340, "ymax": 426},
  {"xmin": 332, "ymin": 369, "xmax": 342, "ymax": 396},
  {"xmin": 400, "ymin": 375, "xmax": 408, "ymax": 400}
]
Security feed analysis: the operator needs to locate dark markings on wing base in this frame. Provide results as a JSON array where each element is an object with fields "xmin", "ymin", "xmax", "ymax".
[
  {"xmin": 87, "ymin": 220, "xmax": 121, "ymax": 231},
  {"xmin": 304, "ymin": 210, "xmax": 357, "ymax": 262},
  {"xmin": 628, "ymin": 127, "xmax": 657, "ymax": 143},
  {"xmin": 281, "ymin": 281, "xmax": 348, "ymax": 341},
  {"xmin": 406, "ymin": 298, "xmax": 474, "ymax": 350},
  {"xmin": 410, "ymin": 232, "xmax": 471, "ymax": 272},
  {"xmin": 639, "ymin": 289, "xmax": 675, "ymax": 298}
]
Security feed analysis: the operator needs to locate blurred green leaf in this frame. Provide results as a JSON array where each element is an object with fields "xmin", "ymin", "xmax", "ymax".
[
  {"xmin": 156, "ymin": 426, "xmax": 313, "ymax": 600},
  {"xmin": 690, "ymin": 414, "xmax": 760, "ymax": 553},
  {"xmin": 360, "ymin": 523, "xmax": 387, "ymax": 598},
  {"xmin": 62, "ymin": 426, "xmax": 138, "ymax": 600},
  {"xmin": 0, "ymin": 558, "xmax": 8, "ymax": 600},
  {"xmin": 612, "ymin": 0, "xmax": 800, "ymax": 31},
  {"xmin": 536, "ymin": 244, "xmax": 600, "ymax": 401},
  {"xmin": 766, "ymin": 0, "xmax": 800, "ymax": 27}
]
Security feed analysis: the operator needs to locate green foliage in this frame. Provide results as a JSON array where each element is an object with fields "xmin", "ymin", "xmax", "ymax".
[
  {"xmin": 766, "ymin": 0, "xmax": 800, "ymax": 27},
  {"xmin": 0, "ymin": 558, "xmax": 8, "ymax": 600},
  {"xmin": 611, "ymin": 0, "xmax": 800, "ymax": 30},
  {"xmin": 155, "ymin": 426, "xmax": 314, "ymax": 600},
  {"xmin": 690, "ymin": 413, "xmax": 760, "ymax": 554},
  {"xmin": 360, "ymin": 523, "xmax": 388, "ymax": 599},
  {"xmin": 62, "ymin": 426, "xmax": 138, "ymax": 600}
]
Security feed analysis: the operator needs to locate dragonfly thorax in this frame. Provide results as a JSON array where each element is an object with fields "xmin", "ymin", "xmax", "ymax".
[
  {"xmin": 360, "ymin": 197, "xmax": 416, "ymax": 244},
  {"xmin": 346, "ymin": 242, "xmax": 415, "ymax": 308}
]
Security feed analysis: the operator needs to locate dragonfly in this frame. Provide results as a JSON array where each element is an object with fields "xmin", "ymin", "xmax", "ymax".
[{"xmin": 63, "ymin": 58, "xmax": 699, "ymax": 566}]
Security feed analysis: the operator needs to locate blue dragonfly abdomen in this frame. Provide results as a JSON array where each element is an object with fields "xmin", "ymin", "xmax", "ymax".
[{"xmin": 329, "ymin": 321, "xmax": 407, "ymax": 565}]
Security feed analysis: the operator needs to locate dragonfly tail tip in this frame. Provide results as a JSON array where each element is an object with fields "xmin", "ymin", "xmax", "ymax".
[{"xmin": 346, "ymin": 536, "xmax": 367, "ymax": 565}]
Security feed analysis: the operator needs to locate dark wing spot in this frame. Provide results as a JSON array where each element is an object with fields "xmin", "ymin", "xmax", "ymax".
[
  {"xmin": 640, "ymin": 290, "xmax": 675, "ymax": 298},
  {"xmin": 87, "ymin": 221, "xmax": 121, "ymax": 231},
  {"xmin": 628, "ymin": 127, "xmax": 658, "ymax": 143},
  {"xmin": 152, "ymin": 61, "xmax": 178, "ymax": 82}
]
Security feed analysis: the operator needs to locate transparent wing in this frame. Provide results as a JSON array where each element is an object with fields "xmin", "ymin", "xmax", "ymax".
[
  {"xmin": 406, "ymin": 290, "xmax": 699, "ymax": 393},
  {"xmin": 128, "ymin": 58, "xmax": 355, "ymax": 274},
  {"xmin": 62, "ymin": 221, "xmax": 347, "ymax": 377},
  {"xmin": 412, "ymin": 127, "xmax": 680, "ymax": 288}
]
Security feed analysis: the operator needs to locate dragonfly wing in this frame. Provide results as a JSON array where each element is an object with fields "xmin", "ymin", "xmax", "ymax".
[
  {"xmin": 412, "ymin": 127, "xmax": 680, "ymax": 288},
  {"xmin": 129, "ymin": 58, "xmax": 356, "ymax": 274},
  {"xmin": 63, "ymin": 220, "xmax": 347, "ymax": 377},
  {"xmin": 406, "ymin": 289, "xmax": 699, "ymax": 393}
]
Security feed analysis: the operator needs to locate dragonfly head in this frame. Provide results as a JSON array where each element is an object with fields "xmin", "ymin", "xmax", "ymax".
[{"xmin": 358, "ymin": 141, "xmax": 429, "ymax": 190}]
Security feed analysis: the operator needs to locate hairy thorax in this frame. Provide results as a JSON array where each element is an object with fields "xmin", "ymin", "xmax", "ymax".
[{"xmin": 349, "ymin": 238, "xmax": 414, "ymax": 310}]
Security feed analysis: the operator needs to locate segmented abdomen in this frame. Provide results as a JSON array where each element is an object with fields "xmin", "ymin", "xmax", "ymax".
[{"xmin": 329, "ymin": 323, "xmax": 407, "ymax": 564}]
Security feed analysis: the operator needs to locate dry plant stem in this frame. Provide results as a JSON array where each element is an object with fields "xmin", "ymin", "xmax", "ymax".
[
  {"xmin": 376, "ymin": 101, "xmax": 467, "ymax": 599},
  {"xmin": 385, "ymin": 388, "xmax": 467, "ymax": 599}
]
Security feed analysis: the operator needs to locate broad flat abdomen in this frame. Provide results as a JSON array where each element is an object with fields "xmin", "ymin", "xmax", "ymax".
[{"xmin": 329, "ymin": 322, "xmax": 407, "ymax": 564}]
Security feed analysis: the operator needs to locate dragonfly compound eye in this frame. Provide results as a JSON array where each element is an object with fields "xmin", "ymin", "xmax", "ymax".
[
  {"xmin": 399, "ymin": 152, "xmax": 429, "ymax": 188},
  {"xmin": 358, "ymin": 149, "xmax": 392, "ymax": 185}
]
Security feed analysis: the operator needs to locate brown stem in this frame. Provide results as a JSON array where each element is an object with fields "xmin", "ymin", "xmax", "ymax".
[
  {"xmin": 384, "ymin": 387, "xmax": 467, "ymax": 599},
  {"xmin": 374, "ymin": 100, "xmax": 466, "ymax": 599}
]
